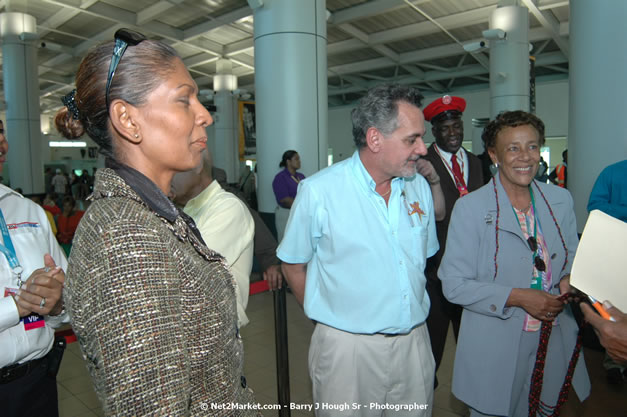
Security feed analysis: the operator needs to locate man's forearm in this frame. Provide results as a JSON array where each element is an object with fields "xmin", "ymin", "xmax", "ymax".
[
  {"xmin": 429, "ymin": 180, "xmax": 445, "ymax": 221},
  {"xmin": 281, "ymin": 263, "xmax": 307, "ymax": 306}
]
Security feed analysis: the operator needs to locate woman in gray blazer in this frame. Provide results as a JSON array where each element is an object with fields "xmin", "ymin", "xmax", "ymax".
[{"xmin": 439, "ymin": 111, "xmax": 590, "ymax": 417}]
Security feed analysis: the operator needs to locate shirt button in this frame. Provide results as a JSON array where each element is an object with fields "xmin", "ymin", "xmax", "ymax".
[
  {"xmin": 490, "ymin": 304, "xmax": 497, "ymax": 312},
  {"xmin": 399, "ymin": 260, "xmax": 404, "ymax": 265},
  {"xmin": 551, "ymin": 253, "xmax": 557, "ymax": 259}
]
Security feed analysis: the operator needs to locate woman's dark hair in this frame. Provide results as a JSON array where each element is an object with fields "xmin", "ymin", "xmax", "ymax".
[
  {"xmin": 62, "ymin": 195, "xmax": 76, "ymax": 209},
  {"xmin": 54, "ymin": 38, "xmax": 180, "ymax": 158},
  {"xmin": 279, "ymin": 150, "xmax": 298, "ymax": 168},
  {"xmin": 481, "ymin": 110, "xmax": 545, "ymax": 150}
]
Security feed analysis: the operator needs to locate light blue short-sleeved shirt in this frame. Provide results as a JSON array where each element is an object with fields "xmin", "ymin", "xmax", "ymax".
[{"xmin": 277, "ymin": 150, "xmax": 439, "ymax": 334}]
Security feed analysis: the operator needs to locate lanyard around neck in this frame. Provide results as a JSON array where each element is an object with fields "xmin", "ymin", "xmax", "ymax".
[
  {"xmin": 0, "ymin": 209, "xmax": 24, "ymax": 285},
  {"xmin": 434, "ymin": 145, "xmax": 465, "ymax": 180},
  {"xmin": 511, "ymin": 188, "xmax": 540, "ymax": 261}
]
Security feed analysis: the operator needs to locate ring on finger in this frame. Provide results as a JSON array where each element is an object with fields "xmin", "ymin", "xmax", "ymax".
[
  {"xmin": 44, "ymin": 266, "xmax": 51, "ymax": 273},
  {"xmin": 546, "ymin": 311, "xmax": 554, "ymax": 318},
  {"xmin": 39, "ymin": 297, "xmax": 46, "ymax": 309}
]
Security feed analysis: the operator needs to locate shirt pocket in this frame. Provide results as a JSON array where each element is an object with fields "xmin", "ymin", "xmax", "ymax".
[{"xmin": 411, "ymin": 227, "xmax": 429, "ymax": 267}]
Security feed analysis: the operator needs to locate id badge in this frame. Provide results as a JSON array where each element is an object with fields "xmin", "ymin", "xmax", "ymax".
[
  {"xmin": 530, "ymin": 275, "xmax": 543, "ymax": 290},
  {"xmin": 4, "ymin": 287, "xmax": 46, "ymax": 331},
  {"xmin": 4, "ymin": 286, "xmax": 18, "ymax": 298},
  {"xmin": 23, "ymin": 313, "xmax": 45, "ymax": 330}
]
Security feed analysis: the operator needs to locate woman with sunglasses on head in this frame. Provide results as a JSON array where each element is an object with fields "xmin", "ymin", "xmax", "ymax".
[
  {"xmin": 438, "ymin": 111, "xmax": 590, "ymax": 417},
  {"xmin": 55, "ymin": 29, "xmax": 259, "ymax": 416}
]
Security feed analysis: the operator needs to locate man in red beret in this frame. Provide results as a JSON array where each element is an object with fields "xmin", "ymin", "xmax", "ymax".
[{"xmin": 422, "ymin": 95, "xmax": 484, "ymax": 387}]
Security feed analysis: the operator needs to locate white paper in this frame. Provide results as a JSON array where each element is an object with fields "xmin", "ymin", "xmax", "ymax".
[{"xmin": 570, "ymin": 209, "xmax": 627, "ymax": 312}]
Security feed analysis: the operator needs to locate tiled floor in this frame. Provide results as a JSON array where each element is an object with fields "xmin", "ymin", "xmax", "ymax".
[{"xmin": 57, "ymin": 290, "xmax": 626, "ymax": 416}]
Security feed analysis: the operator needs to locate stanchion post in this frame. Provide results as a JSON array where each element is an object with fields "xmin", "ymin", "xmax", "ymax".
[{"xmin": 274, "ymin": 284, "xmax": 291, "ymax": 416}]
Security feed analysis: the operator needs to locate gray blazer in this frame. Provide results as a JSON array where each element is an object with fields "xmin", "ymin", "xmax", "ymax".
[{"xmin": 438, "ymin": 174, "xmax": 590, "ymax": 415}]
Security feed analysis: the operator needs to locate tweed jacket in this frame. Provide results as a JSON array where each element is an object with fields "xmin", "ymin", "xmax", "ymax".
[
  {"xmin": 438, "ymin": 174, "xmax": 590, "ymax": 415},
  {"xmin": 65, "ymin": 168, "xmax": 259, "ymax": 416}
]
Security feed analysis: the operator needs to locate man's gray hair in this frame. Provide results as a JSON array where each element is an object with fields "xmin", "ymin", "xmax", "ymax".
[{"xmin": 351, "ymin": 84, "xmax": 424, "ymax": 148}]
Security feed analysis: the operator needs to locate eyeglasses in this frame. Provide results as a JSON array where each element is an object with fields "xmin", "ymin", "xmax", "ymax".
[
  {"xmin": 526, "ymin": 236, "xmax": 546, "ymax": 272},
  {"xmin": 105, "ymin": 28, "xmax": 147, "ymax": 112}
]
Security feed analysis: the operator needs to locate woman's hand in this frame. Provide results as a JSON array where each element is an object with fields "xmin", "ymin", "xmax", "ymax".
[
  {"xmin": 507, "ymin": 288, "xmax": 565, "ymax": 322},
  {"xmin": 557, "ymin": 274, "xmax": 582, "ymax": 304},
  {"xmin": 14, "ymin": 254, "xmax": 65, "ymax": 317}
]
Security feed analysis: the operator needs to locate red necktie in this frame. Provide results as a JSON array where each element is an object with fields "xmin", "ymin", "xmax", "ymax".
[{"xmin": 451, "ymin": 154, "xmax": 468, "ymax": 196}]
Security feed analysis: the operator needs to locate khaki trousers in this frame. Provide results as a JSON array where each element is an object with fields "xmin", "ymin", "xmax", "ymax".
[{"xmin": 309, "ymin": 322, "xmax": 434, "ymax": 417}]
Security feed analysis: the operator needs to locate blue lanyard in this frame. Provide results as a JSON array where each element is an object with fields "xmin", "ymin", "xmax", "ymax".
[{"xmin": 0, "ymin": 209, "xmax": 24, "ymax": 286}]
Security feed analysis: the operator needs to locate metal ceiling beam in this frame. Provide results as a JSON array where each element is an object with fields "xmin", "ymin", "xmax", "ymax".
[
  {"xmin": 328, "ymin": 24, "xmax": 569, "ymax": 77},
  {"xmin": 521, "ymin": 0, "xmax": 569, "ymax": 56},
  {"xmin": 328, "ymin": 50, "xmax": 567, "ymax": 92},
  {"xmin": 36, "ymin": 0, "xmax": 227, "ymax": 82},
  {"xmin": 327, "ymin": 9, "xmax": 569, "ymax": 61},
  {"xmin": 183, "ymin": 53, "xmax": 220, "ymax": 68},
  {"xmin": 225, "ymin": 38, "xmax": 254, "ymax": 56},
  {"xmin": 371, "ymin": 5, "xmax": 496, "ymax": 45},
  {"xmin": 329, "ymin": 0, "xmax": 428, "ymax": 25},
  {"xmin": 38, "ymin": 0, "xmax": 98, "ymax": 38},
  {"xmin": 137, "ymin": 0, "xmax": 185, "ymax": 25},
  {"xmin": 337, "ymin": 23, "xmax": 400, "ymax": 62},
  {"xmin": 327, "ymin": 38, "xmax": 363, "ymax": 55},
  {"xmin": 37, "ymin": 41, "xmax": 74, "ymax": 56},
  {"xmin": 402, "ymin": 65, "xmax": 445, "ymax": 93},
  {"xmin": 538, "ymin": 0, "xmax": 569, "ymax": 10},
  {"xmin": 183, "ymin": 6, "xmax": 252, "ymax": 40}
]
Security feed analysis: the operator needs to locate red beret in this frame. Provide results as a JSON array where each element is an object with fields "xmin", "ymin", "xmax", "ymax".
[{"xmin": 423, "ymin": 95, "xmax": 466, "ymax": 122}]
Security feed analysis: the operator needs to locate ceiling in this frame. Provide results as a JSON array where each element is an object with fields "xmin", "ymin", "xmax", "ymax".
[{"xmin": 0, "ymin": 0, "xmax": 570, "ymax": 115}]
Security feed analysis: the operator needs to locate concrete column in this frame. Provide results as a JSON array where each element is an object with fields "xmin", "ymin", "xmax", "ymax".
[
  {"xmin": 569, "ymin": 0, "xmax": 627, "ymax": 231},
  {"xmin": 213, "ymin": 59, "xmax": 239, "ymax": 183},
  {"xmin": 488, "ymin": 5, "xmax": 530, "ymax": 117},
  {"xmin": 251, "ymin": 0, "xmax": 328, "ymax": 215},
  {"xmin": 0, "ymin": 13, "xmax": 44, "ymax": 193}
]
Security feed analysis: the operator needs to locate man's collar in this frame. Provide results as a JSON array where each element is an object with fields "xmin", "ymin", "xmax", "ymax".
[
  {"xmin": 184, "ymin": 179, "xmax": 220, "ymax": 212},
  {"xmin": 435, "ymin": 144, "xmax": 465, "ymax": 160},
  {"xmin": 353, "ymin": 150, "xmax": 404, "ymax": 192}
]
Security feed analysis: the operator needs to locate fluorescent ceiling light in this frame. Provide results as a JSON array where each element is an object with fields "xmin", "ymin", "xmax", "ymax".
[{"xmin": 49, "ymin": 141, "xmax": 87, "ymax": 148}]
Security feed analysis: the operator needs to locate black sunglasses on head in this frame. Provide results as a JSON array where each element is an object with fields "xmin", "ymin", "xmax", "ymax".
[{"xmin": 105, "ymin": 28, "xmax": 147, "ymax": 112}]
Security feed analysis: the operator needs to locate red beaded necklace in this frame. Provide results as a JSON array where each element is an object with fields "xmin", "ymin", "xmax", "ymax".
[{"xmin": 491, "ymin": 176, "xmax": 583, "ymax": 416}]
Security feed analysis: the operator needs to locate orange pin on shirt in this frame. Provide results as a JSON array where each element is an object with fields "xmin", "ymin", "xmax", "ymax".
[{"xmin": 408, "ymin": 201, "xmax": 425, "ymax": 221}]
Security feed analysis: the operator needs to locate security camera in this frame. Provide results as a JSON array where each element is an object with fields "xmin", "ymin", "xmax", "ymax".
[
  {"xmin": 482, "ymin": 29, "xmax": 506, "ymax": 40},
  {"xmin": 463, "ymin": 41, "xmax": 486, "ymax": 52}
]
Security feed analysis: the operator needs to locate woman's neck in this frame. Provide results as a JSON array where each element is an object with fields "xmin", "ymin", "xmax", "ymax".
[
  {"xmin": 503, "ymin": 182, "xmax": 531, "ymax": 211},
  {"xmin": 119, "ymin": 158, "xmax": 174, "ymax": 196},
  {"xmin": 287, "ymin": 166, "xmax": 297, "ymax": 175}
]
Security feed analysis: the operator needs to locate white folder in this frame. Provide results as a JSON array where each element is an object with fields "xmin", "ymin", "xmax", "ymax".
[{"xmin": 570, "ymin": 209, "xmax": 627, "ymax": 312}]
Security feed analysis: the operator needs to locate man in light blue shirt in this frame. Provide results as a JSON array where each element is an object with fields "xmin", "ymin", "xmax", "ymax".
[{"xmin": 278, "ymin": 84, "xmax": 439, "ymax": 416}]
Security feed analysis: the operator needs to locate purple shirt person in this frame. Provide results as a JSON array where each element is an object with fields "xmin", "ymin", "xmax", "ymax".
[{"xmin": 272, "ymin": 150, "xmax": 305, "ymax": 241}]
